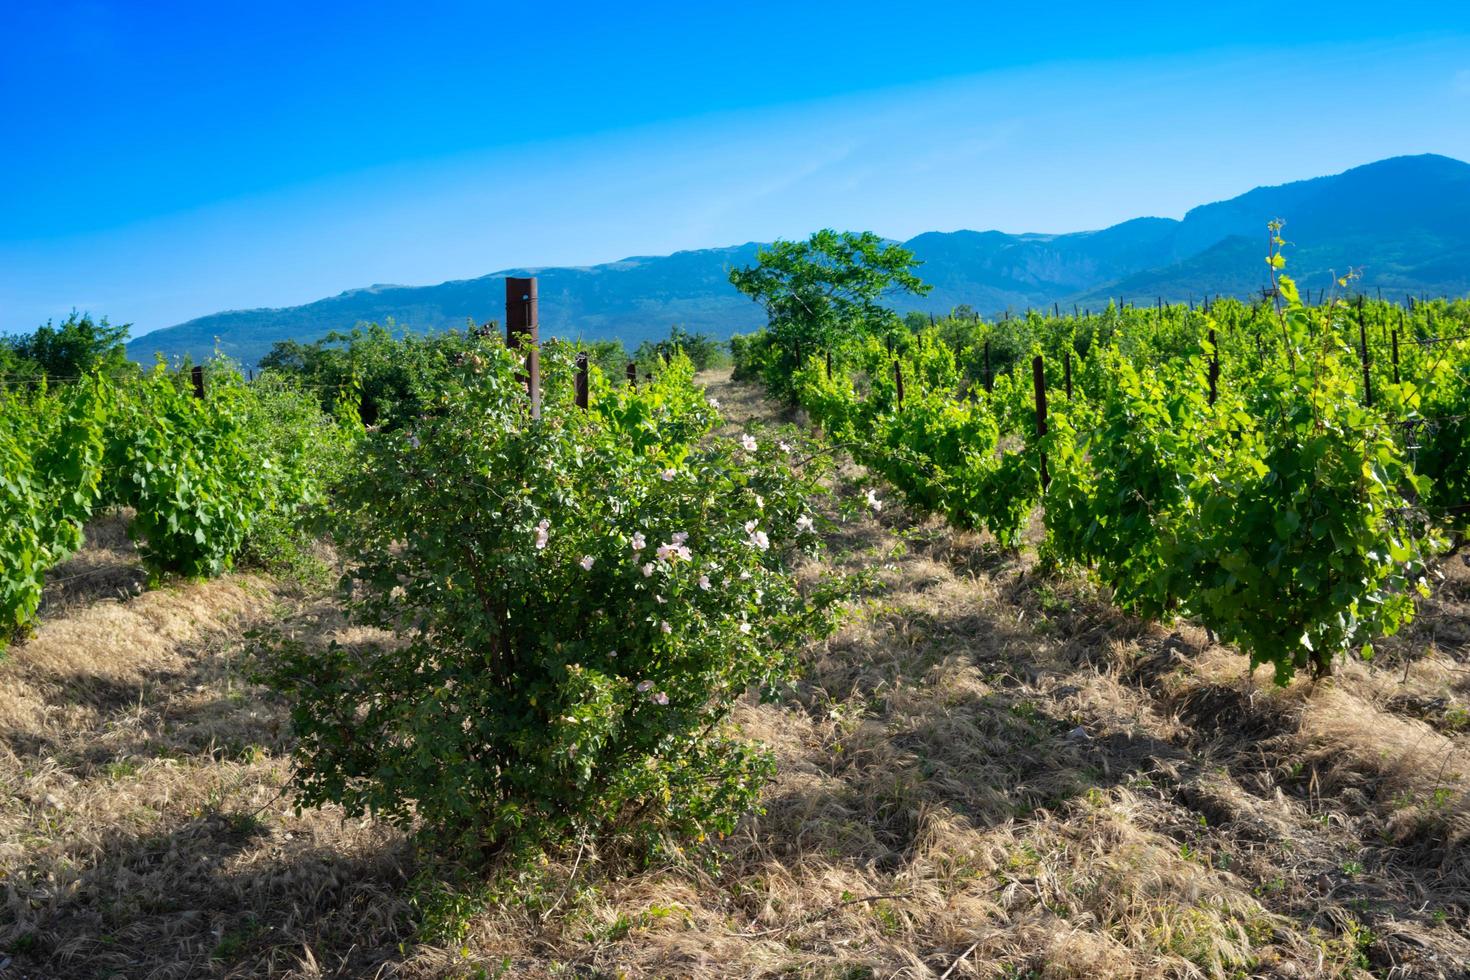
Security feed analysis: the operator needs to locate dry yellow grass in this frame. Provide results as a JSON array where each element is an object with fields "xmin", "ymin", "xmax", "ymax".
[{"xmin": 1, "ymin": 372, "xmax": 1467, "ymax": 978}]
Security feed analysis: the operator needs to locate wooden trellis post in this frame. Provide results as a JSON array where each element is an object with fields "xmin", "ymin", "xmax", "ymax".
[{"xmin": 1032, "ymin": 355, "xmax": 1049, "ymax": 491}]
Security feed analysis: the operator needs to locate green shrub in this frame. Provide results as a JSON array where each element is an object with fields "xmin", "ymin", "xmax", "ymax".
[
  {"xmin": 234, "ymin": 370, "xmax": 360, "ymax": 577},
  {"xmin": 105, "ymin": 366, "xmax": 266, "ymax": 579},
  {"xmin": 0, "ymin": 377, "xmax": 108, "ymax": 647},
  {"xmin": 106, "ymin": 364, "xmax": 356, "ymax": 582},
  {"xmin": 265, "ymin": 338, "xmax": 847, "ymax": 859}
]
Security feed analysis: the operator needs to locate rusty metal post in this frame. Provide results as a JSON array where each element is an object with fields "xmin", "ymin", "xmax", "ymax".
[
  {"xmin": 626, "ymin": 361, "xmax": 637, "ymax": 386},
  {"xmin": 825, "ymin": 349, "xmax": 832, "ymax": 380},
  {"xmin": 505, "ymin": 277, "xmax": 537, "ymax": 348},
  {"xmin": 893, "ymin": 360, "xmax": 904, "ymax": 409},
  {"xmin": 1063, "ymin": 351, "xmax": 1072, "ymax": 400},
  {"xmin": 1032, "ymin": 355, "xmax": 1049, "ymax": 491},
  {"xmin": 506, "ymin": 277, "xmax": 540, "ymax": 418},
  {"xmin": 191, "ymin": 365, "xmax": 205, "ymax": 399},
  {"xmin": 575, "ymin": 352, "xmax": 589, "ymax": 410},
  {"xmin": 983, "ymin": 340, "xmax": 992, "ymax": 394}
]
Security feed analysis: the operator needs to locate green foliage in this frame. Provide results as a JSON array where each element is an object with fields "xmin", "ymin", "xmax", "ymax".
[
  {"xmin": 0, "ymin": 378, "xmax": 109, "ymax": 647},
  {"xmin": 258, "ymin": 323, "xmax": 481, "ymax": 427},
  {"xmin": 730, "ymin": 230, "xmax": 930, "ymax": 399},
  {"xmin": 264, "ymin": 338, "xmax": 847, "ymax": 858},
  {"xmin": 105, "ymin": 366, "xmax": 266, "ymax": 580},
  {"xmin": 1044, "ymin": 349, "xmax": 1208, "ymax": 620},
  {"xmin": 105, "ymin": 363, "xmax": 355, "ymax": 582},
  {"xmin": 1413, "ymin": 347, "xmax": 1470, "ymax": 530},
  {"xmin": 2, "ymin": 313, "xmax": 131, "ymax": 380},
  {"xmin": 793, "ymin": 331, "xmax": 1042, "ymax": 547},
  {"xmin": 234, "ymin": 371, "xmax": 360, "ymax": 577},
  {"xmin": 1184, "ymin": 274, "xmax": 1434, "ymax": 682},
  {"xmin": 775, "ymin": 228, "xmax": 1458, "ymax": 684},
  {"xmin": 634, "ymin": 326, "xmax": 730, "ymax": 374},
  {"xmin": 580, "ymin": 337, "xmax": 630, "ymax": 380}
]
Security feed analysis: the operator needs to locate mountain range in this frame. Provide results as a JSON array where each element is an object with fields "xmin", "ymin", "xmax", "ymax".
[{"xmin": 129, "ymin": 154, "xmax": 1470, "ymax": 366}]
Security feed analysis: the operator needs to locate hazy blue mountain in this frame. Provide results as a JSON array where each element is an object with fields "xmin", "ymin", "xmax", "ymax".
[{"xmin": 128, "ymin": 154, "xmax": 1470, "ymax": 366}]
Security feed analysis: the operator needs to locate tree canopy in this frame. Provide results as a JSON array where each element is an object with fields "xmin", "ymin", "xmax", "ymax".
[
  {"xmin": 728, "ymin": 230, "xmax": 930, "ymax": 354},
  {"xmin": 3, "ymin": 313, "xmax": 131, "ymax": 379}
]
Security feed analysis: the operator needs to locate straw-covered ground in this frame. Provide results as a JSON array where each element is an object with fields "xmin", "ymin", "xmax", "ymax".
[{"xmin": 2, "ymin": 370, "xmax": 1467, "ymax": 979}]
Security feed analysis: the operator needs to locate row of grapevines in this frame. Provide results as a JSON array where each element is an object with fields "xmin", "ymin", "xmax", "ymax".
[
  {"xmin": 0, "ymin": 378, "xmax": 108, "ymax": 646},
  {"xmin": 792, "ymin": 331, "xmax": 1043, "ymax": 547},
  {"xmin": 783, "ymin": 270, "xmax": 1447, "ymax": 681},
  {"xmin": 1, "ymin": 364, "xmax": 358, "ymax": 650}
]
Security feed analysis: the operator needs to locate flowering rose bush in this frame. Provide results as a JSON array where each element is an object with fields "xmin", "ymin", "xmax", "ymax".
[{"xmin": 266, "ymin": 339, "xmax": 846, "ymax": 858}]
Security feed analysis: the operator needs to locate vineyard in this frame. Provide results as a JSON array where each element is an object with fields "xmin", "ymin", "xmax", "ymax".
[{"xmin": 1, "ymin": 234, "xmax": 1469, "ymax": 977}]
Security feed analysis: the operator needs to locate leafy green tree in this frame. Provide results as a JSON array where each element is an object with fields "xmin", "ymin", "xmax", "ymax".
[
  {"xmin": 729, "ymin": 230, "xmax": 929, "ymax": 398},
  {"xmin": 4, "ymin": 313, "xmax": 131, "ymax": 379}
]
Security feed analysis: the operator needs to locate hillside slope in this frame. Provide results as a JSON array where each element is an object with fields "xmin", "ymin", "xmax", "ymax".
[{"xmin": 128, "ymin": 154, "xmax": 1470, "ymax": 366}]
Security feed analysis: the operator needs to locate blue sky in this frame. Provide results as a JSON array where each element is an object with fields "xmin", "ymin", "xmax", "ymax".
[{"xmin": 3, "ymin": 1, "xmax": 1469, "ymax": 337}]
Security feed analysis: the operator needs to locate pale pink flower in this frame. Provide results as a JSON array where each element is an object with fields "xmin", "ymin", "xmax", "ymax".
[
  {"xmin": 661, "ymin": 468, "xmax": 677, "ymax": 482},
  {"xmin": 739, "ymin": 570, "xmax": 751, "ymax": 580},
  {"xmin": 659, "ymin": 620, "xmax": 672, "ymax": 634},
  {"xmin": 865, "ymin": 489, "xmax": 883, "ymax": 512},
  {"xmin": 708, "ymin": 397, "xmax": 721, "ymax": 409},
  {"xmin": 631, "ymin": 532, "xmax": 646, "ymax": 551},
  {"xmin": 642, "ymin": 562, "xmax": 655, "ymax": 577},
  {"xmin": 652, "ymin": 691, "xmax": 669, "ymax": 705},
  {"xmin": 739, "ymin": 621, "xmax": 752, "ymax": 634},
  {"xmin": 580, "ymin": 555, "xmax": 595, "ymax": 571},
  {"xmin": 796, "ymin": 515, "xmax": 814, "ymax": 533},
  {"xmin": 698, "ymin": 574, "xmax": 712, "ymax": 591},
  {"xmin": 534, "ymin": 518, "xmax": 550, "ymax": 550},
  {"xmin": 671, "ymin": 531, "xmax": 689, "ymax": 545},
  {"xmin": 750, "ymin": 530, "xmax": 770, "ymax": 551},
  {"xmin": 744, "ymin": 519, "xmax": 758, "ymax": 534},
  {"xmin": 741, "ymin": 433, "xmax": 758, "ymax": 452},
  {"xmin": 779, "ymin": 441, "xmax": 791, "ymax": 453},
  {"xmin": 636, "ymin": 680, "xmax": 654, "ymax": 692},
  {"xmin": 754, "ymin": 494, "xmax": 764, "ymax": 509}
]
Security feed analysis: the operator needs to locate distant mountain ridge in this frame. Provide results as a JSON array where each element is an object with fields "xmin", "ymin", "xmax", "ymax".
[{"xmin": 129, "ymin": 154, "xmax": 1470, "ymax": 366}]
